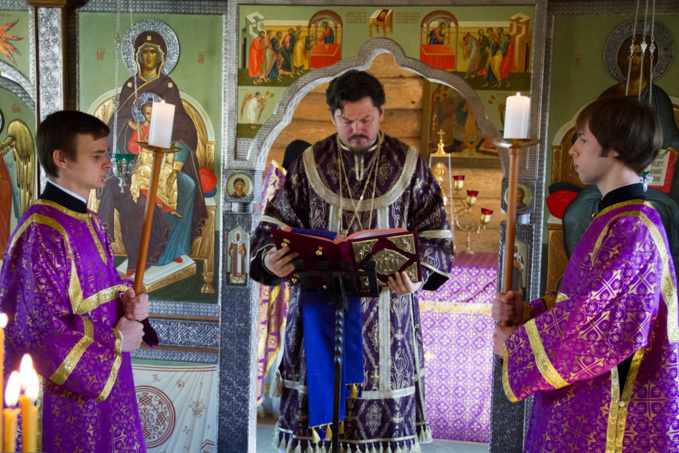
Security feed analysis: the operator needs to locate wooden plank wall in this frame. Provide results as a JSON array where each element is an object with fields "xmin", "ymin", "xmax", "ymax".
[{"xmin": 265, "ymin": 53, "xmax": 503, "ymax": 254}]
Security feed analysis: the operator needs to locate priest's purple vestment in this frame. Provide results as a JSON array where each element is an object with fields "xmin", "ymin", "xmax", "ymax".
[
  {"xmin": 251, "ymin": 133, "xmax": 454, "ymax": 453},
  {"xmin": 0, "ymin": 192, "xmax": 146, "ymax": 452},
  {"xmin": 503, "ymin": 200, "xmax": 679, "ymax": 452}
]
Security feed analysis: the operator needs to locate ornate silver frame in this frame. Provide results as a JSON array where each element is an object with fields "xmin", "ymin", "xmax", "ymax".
[
  {"xmin": 68, "ymin": 0, "xmax": 226, "ymax": 366},
  {"xmin": 230, "ymin": 2, "xmax": 548, "ymax": 452}
]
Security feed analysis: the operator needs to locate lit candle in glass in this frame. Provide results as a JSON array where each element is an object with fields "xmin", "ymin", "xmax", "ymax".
[
  {"xmin": 503, "ymin": 92, "xmax": 530, "ymax": 139},
  {"xmin": 481, "ymin": 208, "xmax": 493, "ymax": 225},
  {"xmin": 4, "ymin": 371, "xmax": 20, "ymax": 453},
  {"xmin": 21, "ymin": 369, "xmax": 38, "ymax": 452},
  {"xmin": 148, "ymin": 100, "xmax": 175, "ymax": 149},
  {"xmin": 453, "ymin": 175, "xmax": 465, "ymax": 191},
  {"xmin": 466, "ymin": 190, "xmax": 479, "ymax": 206}
]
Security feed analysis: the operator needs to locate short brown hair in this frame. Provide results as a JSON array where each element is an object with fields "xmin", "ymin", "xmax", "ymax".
[
  {"xmin": 37, "ymin": 110, "xmax": 110, "ymax": 178},
  {"xmin": 576, "ymin": 96, "xmax": 662, "ymax": 175}
]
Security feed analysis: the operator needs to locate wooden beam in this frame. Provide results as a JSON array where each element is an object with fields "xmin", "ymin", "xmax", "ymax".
[{"xmin": 25, "ymin": 0, "xmax": 71, "ymax": 7}]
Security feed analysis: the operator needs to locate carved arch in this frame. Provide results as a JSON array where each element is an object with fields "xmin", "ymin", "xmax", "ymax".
[{"xmin": 249, "ymin": 37, "xmax": 505, "ymax": 173}]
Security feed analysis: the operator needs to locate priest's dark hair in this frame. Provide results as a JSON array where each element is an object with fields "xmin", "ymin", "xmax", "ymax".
[
  {"xmin": 326, "ymin": 70, "xmax": 385, "ymax": 117},
  {"xmin": 37, "ymin": 110, "xmax": 110, "ymax": 178},
  {"xmin": 576, "ymin": 96, "xmax": 662, "ymax": 175}
]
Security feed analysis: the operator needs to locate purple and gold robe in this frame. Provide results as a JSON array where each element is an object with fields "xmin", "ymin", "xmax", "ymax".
[
  {"xmin": 503, "ymin": 200, "xmax": 679, "ymax": 452},
  {"xmin": 251, "ymin": 133, "xmax": 454, "ymax": 452},
  {"xmin": 256, "ymin": 160, "xmax": 291, "ymax": 406},
  {"xmin": 0, "ymin": 199, "xmax": 146, "ymax": 452}
]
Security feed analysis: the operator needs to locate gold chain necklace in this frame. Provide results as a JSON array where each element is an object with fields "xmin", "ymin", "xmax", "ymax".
[{"xmin": 337, "ymin": 133, "xmax": 383, "ymax": 235}]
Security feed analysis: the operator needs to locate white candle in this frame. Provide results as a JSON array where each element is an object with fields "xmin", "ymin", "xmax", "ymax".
[
  {"xmin": 148, "ymin": 101, "xmax": 175, "ymax": 149},
  {"xmin": 503, "ymin": 93, "xmax": 531, "ymax": 139}
]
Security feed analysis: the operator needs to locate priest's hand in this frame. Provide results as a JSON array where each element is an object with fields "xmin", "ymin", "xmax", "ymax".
[
  {"xmin": 122, "ymin": 289, "xmax": 150, "ymax": 321},
  {"xmin": 115, "ymin": 317, "xmax": 144, "ymax": 352},
  {"xmin": 493, "ymin": 325, "xmax": 518, "ymax": 356},
  {"xmin": 264, "ymin": 246, "xmax": 299, "ymax": 278},
  {"xmin": 492, "ymin": 291, "xmax": 523, "ymax": 326},
  {"xmin": 387, "ymin": 271, "xmax": 423, "ymax": 296}
]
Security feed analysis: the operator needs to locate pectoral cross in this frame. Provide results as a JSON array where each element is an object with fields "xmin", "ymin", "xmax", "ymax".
[{"xmin": 370, "ymin": 372, "xmax": 380, "ymax": 388}]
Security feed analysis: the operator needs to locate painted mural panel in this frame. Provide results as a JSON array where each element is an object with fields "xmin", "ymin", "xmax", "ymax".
[
  {"xmin": 549, "ymin": 14, "xmax": 679, "ymax": 194},
  {"xmin": 237, "ymin": 5, "xmax": 535, "ymax": 138},
  {"xmin": 78, "ymin": 13, "xmax": 222, "ymax": 303},
  {"xmin": 0, "ymin": 9, "xmax": 30, "ymax": 76},
  {"xmin": 0, "ymin": 9, "xmax": 35, "ymax": 266},
  {"xmin": 0, "ymin": 89, "xmax": 34, "ymax": 263}
]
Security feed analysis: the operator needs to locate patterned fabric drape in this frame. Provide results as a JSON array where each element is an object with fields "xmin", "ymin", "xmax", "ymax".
[
  {"xmin": 132, "ymin": 364, "xmax": 218, "ymax": 453},
  {"xmin": 419, "ymin": 252, "xmax": 497, "ymax": 443}
]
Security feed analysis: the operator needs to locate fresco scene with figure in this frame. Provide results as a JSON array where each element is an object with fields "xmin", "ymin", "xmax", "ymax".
[
  {"xmin": 545, "ymin": 13, "xmax": 679, "ymax": 295},
  {"xmin": 78, "ymin": 13, "xmax": 223, "ymax": 303},
  {"xmin": 0, "ymin": 10, "xmax": 35, "ymax": 268},
  {"xmin": 238, "ymin": 5, "xmax": 534, "ymax": 138}
]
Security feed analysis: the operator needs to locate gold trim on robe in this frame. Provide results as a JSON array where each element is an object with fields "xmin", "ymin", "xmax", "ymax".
[
  {"xmin": 502, "ymin": 344, "xmax": 519, "ymax": 403},
  {"xmin": 524, "ymin": 318, "xmax": 569, "ymax": 389},
  {"xmin": 418, "ymin": 230, "xmax": 453, "ymax": 239},
  {"xmin": 96, "ymin": 328, "xmax": 122, "ymax": 402},
  {"xmin": 261, "ymin": 215, "xmax": 291, "ymax": 231},
  {"xmin": 76, "ymin": 284, "xmax": 130, "ymax": 315},
  {"xmin": 50, "ymin": 318, "xmax": 94, "ymax": 385},
  {"xmin": 87, "ymin": 215, "xmax": 108, "ymax": 265},
  {"xmin": 303, "ymin": 144, "xmax": 420, "ymax": 211},
  {"xmin": 605, "ymin": 348, "xmax": 646, "ymax": 453}
]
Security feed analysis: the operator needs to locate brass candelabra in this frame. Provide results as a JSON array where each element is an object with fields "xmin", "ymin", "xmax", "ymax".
[
  {"xmin": 451, "ymin": 175, "xmax": 492, "ymax": 254},
  {"xmin": 429, "ymin": 130, "xmax": 492, "ymax": 255}
]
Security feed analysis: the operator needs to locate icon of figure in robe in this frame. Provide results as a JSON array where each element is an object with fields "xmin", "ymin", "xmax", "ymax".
[
  {"xmin": 428, "ymin": 21, "xmax": 447, "ymax": 44},
  {"xmin": 229, "ymin": 231, "xmax": 247, "ymax": 284},
  {"xmin": 97, "ymin": 30, "xmax": 207, "ymax": 279}
]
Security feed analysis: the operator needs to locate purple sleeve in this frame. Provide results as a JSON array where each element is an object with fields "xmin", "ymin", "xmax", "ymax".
[
  {"xmin": 250, "ymin": 156, "xmax": 309, "ymax": 286},
  {"xmin": 408, "ymin": 156, "xmax": 454, "ymax": 291},
  {"xmin": 503, "ymin": 216, "xmax": 662, "ymax": 402}
]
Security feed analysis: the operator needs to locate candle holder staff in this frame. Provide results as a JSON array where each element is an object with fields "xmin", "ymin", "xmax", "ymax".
[
  {"xmin": 492, "ymin": 92, "xmax": 538, "ymax": 313},
  {"xmin": 0, "ymin": 110, "xmax": 152, "ymax": 452}
]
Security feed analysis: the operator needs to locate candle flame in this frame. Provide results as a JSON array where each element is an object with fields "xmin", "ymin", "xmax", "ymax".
[
  {"xmin": 5, "ymin": 371, "xmax": 19, "ymax": 407},
  {"xmin": 25, "ymin": 369, "xmax": 39, "ymax": 400},
  {"xmin": 160, "ymin": 100, "xmax": 165, "ymax": 104},
  {"xmin": 0, "ymin": 313, "xmax": 7, "ymax": 328},
  {"xmin": 516, "ymin": 92, "xmax": 521, "ymax": 96},
  {"xmin": 20, "ymin": 354, "xmax": 33, "ymax": 391}
]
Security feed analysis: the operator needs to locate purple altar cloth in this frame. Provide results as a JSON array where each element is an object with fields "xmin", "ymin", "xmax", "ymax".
[{"xmin": 418, "ymin": 252, "xmax": 497, "ymax": 443}]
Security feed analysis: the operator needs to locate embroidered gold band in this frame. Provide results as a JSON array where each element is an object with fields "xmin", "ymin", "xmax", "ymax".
[
  {"xmin": 525, "ymin": 318, "xmax": 569, "ymax": 389},
  {"xmin": 260, "ymin": 215, "xmax": 291, "ymax": 230},
  {"xmin": 76, "ymin": 284, "xmax": 130, "ymax": 315},
  {"xmin": 96, "ymin": 328, "xmax": 122, "ymax": 402},
  {"xmin": 418, "ymin": 230, "xmax": 453, "ymax": 239},
  {"xmin": 502, "ymin": 344, "xmax": 519, "ymax": 403},
  {"xmin": 50, "ymin": 318, "xmax": 94, "ymax": 385}
]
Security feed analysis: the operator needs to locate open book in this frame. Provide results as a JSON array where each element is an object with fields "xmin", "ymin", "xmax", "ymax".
[{"xmin": 272, "ymin": 227, "xmax": 421, "ymax": 286}]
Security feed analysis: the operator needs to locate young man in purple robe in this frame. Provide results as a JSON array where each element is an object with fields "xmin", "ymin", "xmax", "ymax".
[
  {"xmin": 251, "ymin": 70, "xmax": 454, "ymax": 452},
  {"xmin": 0, "ymin": 110, "xmax": 151, "ymax": 452},
  {"xmin": 493, "ymin": 96, "xmax": 679, "ymax": 452}
]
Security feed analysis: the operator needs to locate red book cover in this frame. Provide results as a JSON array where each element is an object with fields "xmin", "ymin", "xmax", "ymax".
[{"xmin": 272, "ymin": 228, "xmax": 421, "ymax": 286}]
